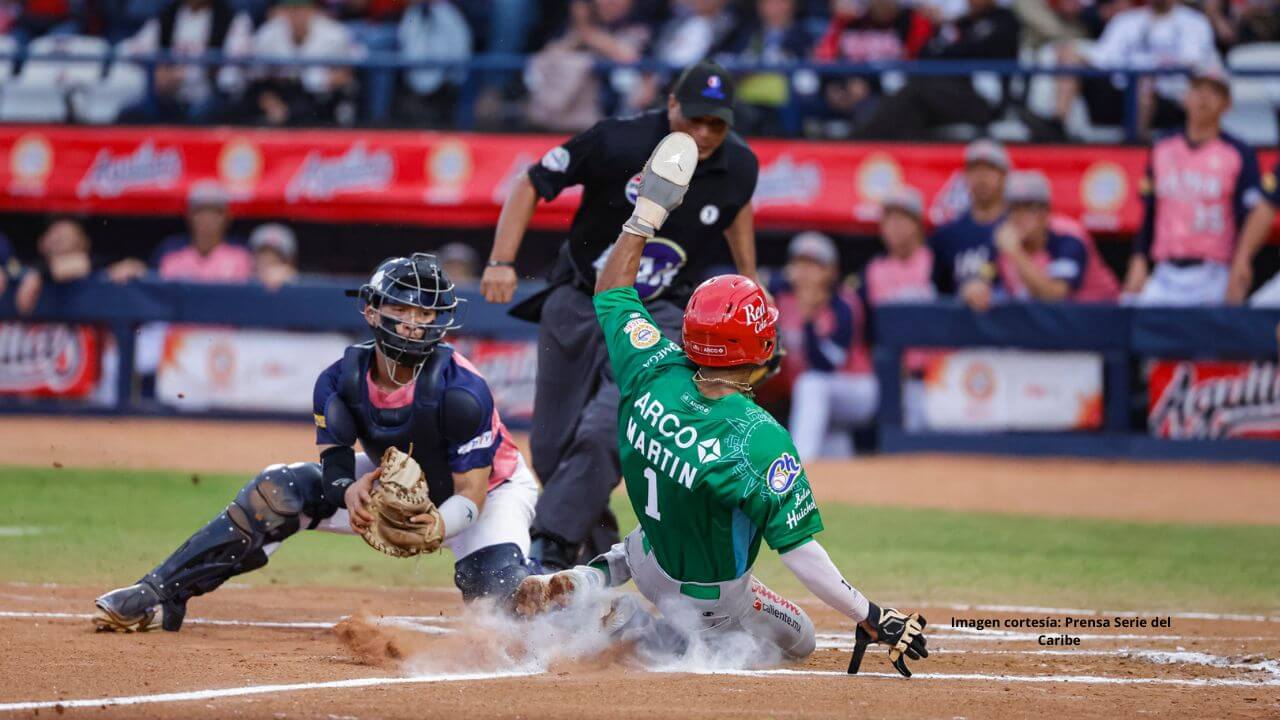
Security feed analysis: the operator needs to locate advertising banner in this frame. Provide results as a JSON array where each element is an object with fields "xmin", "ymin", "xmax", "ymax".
[
  {"xmin": 0, "ymin": 322, "xmax": 101, "ymax": 398},
  {"xmin": 922, "ymin": 350, "xmax": 1103, "ymax": 431},
  {"xmin": 1148, "ymin": 360, "xmax": 1280, "ymax": 439},
  {"xmin": 5, "ymin": 126, "xmax": 1274, "ymax": 235}
]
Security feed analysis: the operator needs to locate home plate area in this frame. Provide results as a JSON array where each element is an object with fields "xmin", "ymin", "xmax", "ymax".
[{"xmin": 1, "ymin": 585, "xmax": 1277, "ymax": 719}]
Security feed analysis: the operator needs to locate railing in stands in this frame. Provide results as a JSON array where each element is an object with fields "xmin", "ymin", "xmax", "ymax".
[{"xmin": 2, "ymin": 50, "xmax": 1279, "ymax": 141}]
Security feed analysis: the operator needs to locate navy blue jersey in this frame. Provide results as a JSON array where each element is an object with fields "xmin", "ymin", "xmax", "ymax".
[
  {"xmin": 313, "ymin": 344, "xmax": 521, "ymax": 492},
  {"xmin": 1044, "ymin": 232, "xmax": 1088, "ymax": 292},
  {"xmin": 928, "ymin": 210, "xmax": 1003, "ymax": 294}
]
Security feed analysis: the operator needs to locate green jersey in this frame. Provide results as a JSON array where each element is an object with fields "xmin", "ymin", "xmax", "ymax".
[{"xmin": 593, "ymin": 287, "xmax": 823, "ymax": 584}]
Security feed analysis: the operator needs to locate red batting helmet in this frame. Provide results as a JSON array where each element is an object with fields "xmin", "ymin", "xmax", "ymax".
[{"xmin": 682, "ymin": 274, "xmax": 778, "ymax": 367}]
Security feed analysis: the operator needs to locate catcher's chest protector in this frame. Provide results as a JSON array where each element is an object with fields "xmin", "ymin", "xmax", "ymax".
[{"xmin": 337, "ymin": 343, "xmax": 458, "ymax": 506}]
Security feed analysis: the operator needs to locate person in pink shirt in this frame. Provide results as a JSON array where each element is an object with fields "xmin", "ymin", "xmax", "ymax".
[
  {"xmin": 994, "ymin": 171, "xmax": 1092, "ymax": 302},
  {"xmin": 155, "ymin": 180, "xmax": 254, "ymax": 283},
  {"xmin": 1125, "ymin": 65, "xmax": 1264, "ymax": 306},
  {"xmin": 863, "ymin": 186, "xmax": 934, "ymax": 431}
]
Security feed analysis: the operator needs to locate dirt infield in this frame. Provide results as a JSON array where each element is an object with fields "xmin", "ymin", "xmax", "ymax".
[
  {"xmin": 0, "ymin": 584, "xmax": 1277, "ymax": 719},
  {"xmin": 3, "ymin": 416, "xmax": 1277, "ymax": 525}
]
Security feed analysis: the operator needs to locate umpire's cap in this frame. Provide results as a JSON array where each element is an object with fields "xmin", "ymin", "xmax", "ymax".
[{"xmin": 673, "ymin": 61, "xmax": 735, "ymax": 127}]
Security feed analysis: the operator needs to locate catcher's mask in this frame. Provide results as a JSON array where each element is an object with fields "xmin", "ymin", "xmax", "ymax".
[{"xmin": 356, "ymin": 253, "xmax": 464, "ymax": 366}]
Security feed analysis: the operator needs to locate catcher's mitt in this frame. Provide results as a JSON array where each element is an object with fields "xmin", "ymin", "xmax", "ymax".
[{"xmin": 360, "ymin": 447, "xmax": 444, "ymax": 558}]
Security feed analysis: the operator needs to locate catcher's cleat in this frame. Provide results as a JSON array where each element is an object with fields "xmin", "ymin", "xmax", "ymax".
[{"xmin": 93, "ymin": 583, "xmax": 163, "ymax": 633}]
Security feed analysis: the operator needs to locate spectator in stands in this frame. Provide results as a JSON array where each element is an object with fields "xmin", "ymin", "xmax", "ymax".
[
  {"xmin": 720, "ymin": 0, "xmax": 813, "ymax": 135},
  {"xmin": 526, "ymin": 0, "xmax": 650, "ymax": 131},
  {"xmin": 1233, "ymin": 0, "xmax": 1280, "ymax": 45},
  {"xmin": 993, "ymin": 171, "xmax": 1089, "ymax": 301},
  {"xmin": 8, "ymin": 0, "xmax": 86, "ymax": 45},
  {"xmin": 1013, "ymin": 0, "xmax": 1087, "ymax": 48},
  {"xmin": 930, "ymin": 139, "xmax": 1008, "ymax": 312},
  {"xmin": 437, "ymin": 241, "xmax": 479, "ymax": 284},
  {"xmin": 101, "ymin": 0, "xmax": 169, "ymax": 43},
  {"xmin": 155, "ymin": 181, "xmax": 254, "ymax": 282},
  {"xmin": 864, "ymin": 186, "xmax": 935, "ymax": 432},
  {"xmin": 629, "ymin": 0, "xmax": 738, "ymax": 111},
  {"xmin": 1052, "ymin": 0, "xmax": 1218, "ymax": 140},
  {"xmin": 324, "ymin": 0, "xmax": 404, "ymax": 124},
  {"xmin": 229, "ymin": 0, "xmax": 361, "ymax": 126},
  {"xmin": 812, "ymin": 0, "xmax": 932, "ymax": 135},
  {"xmin": 248, "ymin": 222, "xmax": 298, "ymax": 290},
  {"xmin": 854, "ymin": 0, "xmax": 1020, "ymax": 139},
  {"xmin": 458, "ymin": 0, "xmax": 541, "ymax": 129},
  {"xmin": 13, "ymin": 218, "xmax": 147, "ymax": 315},
  {"xmin": 776, "ymin": 231, "xmax": 878, "ymax": 460},
  {"xmin": 1125, "ymin": 66, "xmax": 1262, "ymax": 306},
  {"xmin": 865, "ymin": 186, "xmax": 936, "ymax": 304},
  {"xmin": 395, "ymin": 0, "xmax": 471, "ymax": 126},
  {"xmin": 117, "ymin": 0, "xmax": 254, "ymax": 124}
]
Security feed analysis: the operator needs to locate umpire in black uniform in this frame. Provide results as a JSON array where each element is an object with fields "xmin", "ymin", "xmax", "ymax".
[{"xmin": 482, "ymin": 61, "xmax": 760, "ymax": 570}]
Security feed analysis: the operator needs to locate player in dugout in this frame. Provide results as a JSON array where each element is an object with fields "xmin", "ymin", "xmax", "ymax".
[
  {"xmin": 514, "ymin": 132, "xmax": 930, "ymax": 677},
  {"xmin": 92, "ymin": 254, "xmax": 539, "ymax": 632}
]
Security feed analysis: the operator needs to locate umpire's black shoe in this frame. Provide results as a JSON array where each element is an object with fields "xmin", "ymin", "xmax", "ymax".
[
  {"xmin": 529, "ymin": 534, "xmax": 577, "ymax": 573},
  {"xmin": 93, "ymin": 582, "xmax": 163, "ymax": 633}
]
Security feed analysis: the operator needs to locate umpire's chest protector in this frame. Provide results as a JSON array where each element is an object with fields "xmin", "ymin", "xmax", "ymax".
[{"xmin": 333, "ymin": 343, "xmax": 457, "ymax": 506}]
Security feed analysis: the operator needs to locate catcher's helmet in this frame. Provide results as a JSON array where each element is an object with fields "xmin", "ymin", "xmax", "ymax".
[
  {"xmin": 682, "ymin": 274, "xmax": 777, "ymax": 367},
  {"xmin": 358, "ymin": 253, "xmax": 463, "ymax": 365}
]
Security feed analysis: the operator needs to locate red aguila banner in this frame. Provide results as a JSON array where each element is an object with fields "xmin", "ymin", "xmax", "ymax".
[
  {"xmin": 4, "ymin": 126, "xmax": 1277, "ymax": 235},
  {"xmin": 1147, "ymin": 360, "xmax": 1280, "ymax": 440}
]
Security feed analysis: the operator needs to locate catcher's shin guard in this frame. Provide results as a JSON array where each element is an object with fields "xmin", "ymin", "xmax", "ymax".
[{"xmin": 138, "ymin": 463, "xmax": 319, "ymax": 630}]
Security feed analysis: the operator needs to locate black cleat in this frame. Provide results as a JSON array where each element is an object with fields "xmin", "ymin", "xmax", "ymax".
[{"xmin": 93, "ymin": 583, "xmax": 163, "ymax": 633}]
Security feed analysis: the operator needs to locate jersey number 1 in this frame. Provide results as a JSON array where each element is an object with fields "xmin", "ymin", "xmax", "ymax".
[{"xmin": 644, "ymin": 467, "xmax": 661, "ymax": 521}]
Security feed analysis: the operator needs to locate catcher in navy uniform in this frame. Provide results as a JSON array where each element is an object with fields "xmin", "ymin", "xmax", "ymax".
[{"xmin": 93, "ymin": 253, "xmax": 539, "ymax": 632}]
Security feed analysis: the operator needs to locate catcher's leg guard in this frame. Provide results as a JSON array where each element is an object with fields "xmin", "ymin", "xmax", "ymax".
[
  {"xmin": 137, "ymin": 462, "xmax": 324, "ymax": 630},
  {"xmin": 453, "ymin": 542, "xmax": 535, "ymax": 604}
]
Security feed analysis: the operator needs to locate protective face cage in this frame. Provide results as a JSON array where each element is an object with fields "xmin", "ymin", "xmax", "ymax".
[{"xmin": 356, "ymin": 253, "xmax": 465, "ymax": 366}]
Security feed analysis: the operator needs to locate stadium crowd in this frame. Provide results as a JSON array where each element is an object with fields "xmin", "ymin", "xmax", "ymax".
[{"xmin": 1, "ymin": 0, "xmax": 1278, "ymax": 139}]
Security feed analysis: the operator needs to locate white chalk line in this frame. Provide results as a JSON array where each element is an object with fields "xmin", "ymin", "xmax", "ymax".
[
  {"xmin": 0, "ymin": 670, "xmax": 539, "ymax": 713},
  {"xmin": 706, "ymin": 668, "xmax": 1280, "ymax": 687},
  {"xmin": 0, "ymin": 610, "xmax": 455, "ymax": 634}
]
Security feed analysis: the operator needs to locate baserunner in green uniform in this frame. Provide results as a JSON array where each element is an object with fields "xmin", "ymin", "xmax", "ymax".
[{"xmin": 516, "ymin": 132, "xmax": 929, "ymax": 676}]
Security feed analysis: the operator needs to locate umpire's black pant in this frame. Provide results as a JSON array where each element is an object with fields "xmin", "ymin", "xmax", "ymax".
[{"xmin": 529, "ymin": 284, "xmax": 683, "ymax": 559}]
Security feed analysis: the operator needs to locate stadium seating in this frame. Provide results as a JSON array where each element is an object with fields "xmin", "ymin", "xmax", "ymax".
[
  {"xmin": 0, "ymin": 34, "xmax": 108, "ymax": 123},
  {"xmin": 1223, "ymin": 43, "xmax": 1280, "ymax": 146},
  {"xmin": 70, "ymin": 50, "xmax": 148, "ymax": 125}
]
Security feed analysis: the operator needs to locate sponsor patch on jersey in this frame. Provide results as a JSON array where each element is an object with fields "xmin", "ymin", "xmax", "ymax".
[
  {"xmin": 623, "ymin": 317, "xmax": 648, "ymax": 334},
  {"xmin": 541, "ymin": 146, "xmax": 570, "ymax": 173},
  {"xmin": 456, "ymin": 430, "xmax": 496, "ymax": 454},
  {"xmin": 625, "ymin": 173, "xmax": 642, "ymax": 204},
  {"xmin": 765, "ymin": 453, "xmax": 801, "ymax": 494},
  {"xmin": 696, "ymin": 437, "xmax": 721, "ymax": 463},
  {"xmin": 629, "ymin": 321, "xmax": 661, "ymax": 349}
]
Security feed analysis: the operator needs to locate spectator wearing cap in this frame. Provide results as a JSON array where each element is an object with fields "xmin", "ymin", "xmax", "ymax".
[
  {"xmin": 929, "ymin": 139, "xmax": 1009, "ymax": 312},
  {"xmin": 154, "ymin": 181, "xmax": 254, "ymax": 282},
  {"xmin": 855, "ymin": 0, "xmax": 1020, "ymax": 139},
  {"xmin": 993, "ymin": 171, "xmax": 1090, "ymax": 302},
  {"xmin": 117, "ymin": 0, "xmax": 254, "ymax": 124},
  {"xmin": 230, "ymin": 0, "xmax": 361, "ymax": 126},
  {"xmin": 812, "ymin": 0, "xmax": 932, "ymax": 136},
  {"xmin": 1052, "ymin": 0, "xmax": 1218, "ymax": 140},
  {"xmin": 1126, "ymin": 66, "xmax": 1263, "ymax": 306},
  {"xmin": 775, "ymin": 231, "xmax": 877, "ymax": 460},
  {"xmin": 249, "ymin": 223, "xmax": 298, "ymax": 290},
  {"xmin": 864, "ymin": 186, "xmax": 936, "ymax": 305},
  {"xmin": 437, "ymin": 242, "xmax": 479, "ymax": 284}
]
